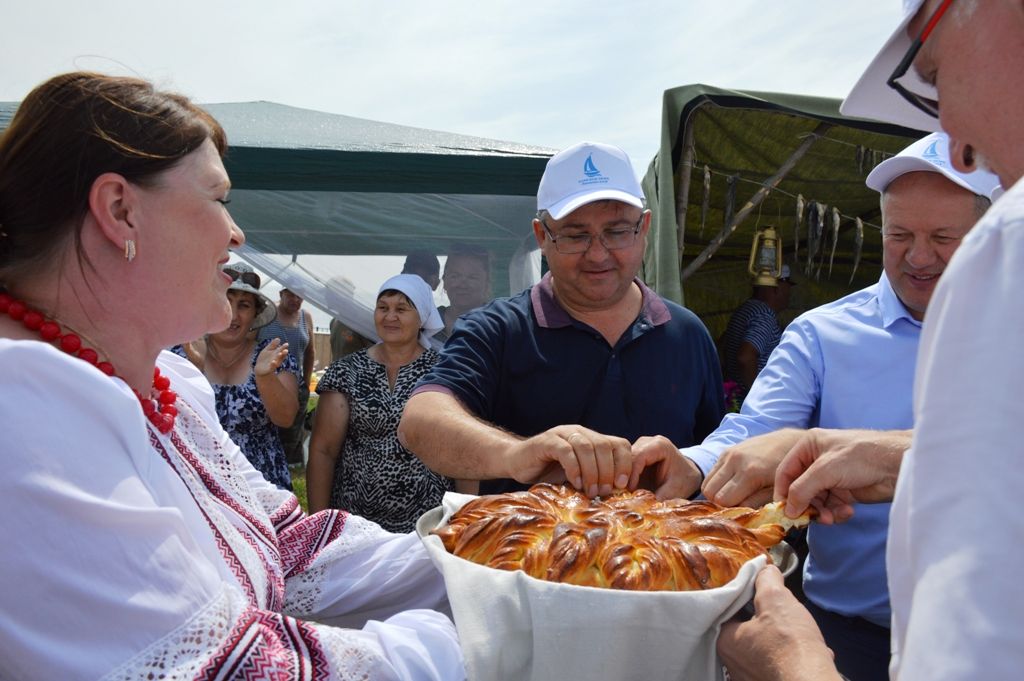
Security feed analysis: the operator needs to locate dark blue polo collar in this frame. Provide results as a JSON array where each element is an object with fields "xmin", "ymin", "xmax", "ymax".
[{"xmin": 529, "ymin": 272, "xmax": 672, "ymax": 329}]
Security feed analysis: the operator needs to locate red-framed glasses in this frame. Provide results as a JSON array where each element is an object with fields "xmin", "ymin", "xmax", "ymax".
[{"xmin": 886, "ymin": 0, "xmax": 955, "ymax": 118}]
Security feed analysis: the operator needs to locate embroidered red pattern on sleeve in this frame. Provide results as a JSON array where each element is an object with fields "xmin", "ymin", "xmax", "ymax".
[
  {"xmin": 102, "ymin": 396, "xmax": 389, "ymax": 680},
  {"xmin": 101, "ymin": 587, "xmax": 385, "ymax": 680}
]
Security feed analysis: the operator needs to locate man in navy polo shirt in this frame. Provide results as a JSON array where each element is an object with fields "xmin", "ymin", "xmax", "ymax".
[{"xmin": 398, "ymin": 141, "xmax": 725, "ymax": 498}]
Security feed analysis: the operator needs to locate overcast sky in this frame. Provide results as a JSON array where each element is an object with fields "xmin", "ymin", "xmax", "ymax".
[
  {"xmin": 1, "ymin": 1, "xmax": 903, "ymax": 333},
  {"xmin": 1, "ymin": 1, "xmax": 901, "ymax": 175}
]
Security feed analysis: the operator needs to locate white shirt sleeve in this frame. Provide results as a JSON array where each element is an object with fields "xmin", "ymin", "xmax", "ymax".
[
  {"xmin": 0, "ymin": 342, "xmax": 226, "ymax": 679},
  {"xmin": 890, "ymin": 199, "xmax": 1024, "ymax": 680},
  {"xmin": 0, "ymin": 342, "xmax": 464, "ymax": 681},
  {"xmin": 161, "ymin": 350, "xmax": 452, "ymax": 626}
]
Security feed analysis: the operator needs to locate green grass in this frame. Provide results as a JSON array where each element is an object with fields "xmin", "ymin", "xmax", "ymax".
[{"xmin": 289, "ymin": 463, "xmax": 309, "ymax": 514}]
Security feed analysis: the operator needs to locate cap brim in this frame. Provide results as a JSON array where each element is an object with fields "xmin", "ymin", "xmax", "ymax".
[
  {"xmin": 547, "ymin": 189, "xmax": 644, "ymax": 220},
  {"xmin": 865, "ymin": 156, "xmax": 974, "ymax": 193},
  {"xmin": 840, "ymin": 14, "xmax": 940, "ymax": 133},
  {"xmin": 864, "ymin": 140, "xmax": 1003, "ymax": 201}
]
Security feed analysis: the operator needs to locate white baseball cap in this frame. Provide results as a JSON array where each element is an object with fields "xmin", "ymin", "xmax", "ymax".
[
  {"xmin": 537, "ymin": 141, "xmax": 644, "ymax": 220},
  {"xmin": 866, "ymin": 132, "xmax": 1002, "ymax": 200},
  {"xmin": 841, "ymin": 0, "xmax": 941, "ymax": 132}
]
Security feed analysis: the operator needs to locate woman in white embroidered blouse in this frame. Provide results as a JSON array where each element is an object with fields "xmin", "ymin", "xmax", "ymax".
[{"xmin": 0, "ymin": 72, "xmax": 465, "ymax": 680}]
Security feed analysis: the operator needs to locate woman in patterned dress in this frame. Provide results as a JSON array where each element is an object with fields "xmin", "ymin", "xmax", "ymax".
[
  {"xmin": 0, "ymin": 72, "xmax": 464, "ymax": 679},
  {"xmin": 184, "ymin": 263, "xmax": 299, "ymax": 489},
  {"xmin": 307, "ymin": 274, "xmax": 454, "ymax": 532}
]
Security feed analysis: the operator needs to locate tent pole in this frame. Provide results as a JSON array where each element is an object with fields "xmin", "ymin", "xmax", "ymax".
[
  {"xmin": 675, "ymin": 121, "xmax": 696, "ymax": 273},
  {"xmin": 680, "ymin": 121, "xmax": 832, "ymax": 282}
]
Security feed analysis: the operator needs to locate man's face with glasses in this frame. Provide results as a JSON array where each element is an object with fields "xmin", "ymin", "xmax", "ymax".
[
  {"xmin": 533, "ymin": 200, "xmax": 649, "ymax": 311},
  {"xmin": 540, "ymin": 215, "xmax": 644, "ymax": 255},
  {"xmin": 900, "ymin": 0, "xmax": 1024, "ymax": 185},
  {"xmin": 887, "ymin": 0, "xmax": 953, "ymax": 120}
]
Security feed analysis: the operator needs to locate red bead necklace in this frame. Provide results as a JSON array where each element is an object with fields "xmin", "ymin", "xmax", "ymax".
[{"xmin": 0, "ymin": 291, "xmax": 178, "ymax": 434}]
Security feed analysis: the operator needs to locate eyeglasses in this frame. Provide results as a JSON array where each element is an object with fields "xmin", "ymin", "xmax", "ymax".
[
  {"xmin": 541, "ymin": 216, "xmax": 644, "ymax": 255},
  {"xmin": 224, "ymin": 268, "xmax": 261, "ymax": 288},
  {"xmin": 886, "ymin": 0, "xmax": 954, "ymax": 119}
]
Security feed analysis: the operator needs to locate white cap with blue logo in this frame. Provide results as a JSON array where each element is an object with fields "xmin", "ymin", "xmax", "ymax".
[
  {"xmin": 537, "ymin": 141, "xmax": 645, "ymax": 220},
  {"xmin": 865, "ymin": 132, "xmax": 1002, "ymax": 201}
]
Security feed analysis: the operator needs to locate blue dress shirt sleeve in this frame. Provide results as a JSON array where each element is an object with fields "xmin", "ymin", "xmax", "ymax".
[{"xmin": 684, "ymin": 316, "xmax": 825, "ymax": 477}]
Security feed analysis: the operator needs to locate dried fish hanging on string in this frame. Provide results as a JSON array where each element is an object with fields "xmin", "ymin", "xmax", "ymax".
[
  {"xmin": 805, "ymin": 201, "xmax": 825, "ymax": 277},
  {"xmin": 794, "ymin": 194, "xmax": 805, "ymax": 266},
  {"xmin": 699, "ymin": 165, "xmax": 711, "ymax": 238},
  {"xmin": 723, "ymin": 174, "xmax": 738, "ymax": 230},
  {"xmin": 815, "ymin": 209, "xmax": 827, "ymax": 280},
  {"xmin": 849, "ymin": 217, "xmax": 865, "ymax": 285},
  {"xmin": 804, "ymin": 201, "xmax": 817, "ymax": 276},
  {"xmin": 856, "ymin": 145, "xmax": 887, "ymax": 176},
  {"xmin": 828, "ymin": 206, "xmax": 841, "ymax": 278},
  {"xmin": 815, "ymin": 204, "xmax": 829, "ymax": 281}
]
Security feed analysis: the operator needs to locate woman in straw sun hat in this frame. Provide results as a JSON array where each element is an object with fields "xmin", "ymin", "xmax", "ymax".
[{"xmin": 178, "ymin": 262, "xmax": 299, "ymax": 489}]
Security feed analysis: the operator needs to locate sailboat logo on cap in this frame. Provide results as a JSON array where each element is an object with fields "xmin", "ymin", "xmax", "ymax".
[
  {"xmin": 583, "ymin": 154, "xmax": 602, "ymax": 178},
  {"xmin": 922, "ymin": 139, "xmax": 946, "ymax": 167}
]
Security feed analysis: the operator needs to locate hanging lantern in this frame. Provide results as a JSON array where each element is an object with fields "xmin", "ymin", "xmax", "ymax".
[{"xmin": 748, "ymin": 225, "xmax": 783, "ymax": 287}]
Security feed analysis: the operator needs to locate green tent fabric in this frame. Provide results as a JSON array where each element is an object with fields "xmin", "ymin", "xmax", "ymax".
[
  {"xmin": 641, "ymin": 84, "xmax": 927, "ymax": 337},
  {"xmin": 0, "ymin": 100, "xmax": 553, "ymax": 283},
  {"xmin": 200, "ymin": 102, "xmax": 554, "ymax": 298},
  {"xmin": 1, "ymin": 100, "xmax": 556, "ymax": 341}
]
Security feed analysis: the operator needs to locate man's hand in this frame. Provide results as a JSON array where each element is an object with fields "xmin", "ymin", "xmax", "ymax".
[
  {"xmin": 702, "ymin": 429, "xmax": 806, "ymax": 507},
  {"xmin": 774, "ymin": 428, "xmax": 910, "ymax": 523},
  {"xmin": 628, "ymin": 435, "xmax": 703, "ymax": 500},
  {"xmin": 503, "ymin": 425, "xmax": 632, "ymax": 498},
  {"xmin": 718, "ymin": 566, "xmax": 841, "ymax": 681}
]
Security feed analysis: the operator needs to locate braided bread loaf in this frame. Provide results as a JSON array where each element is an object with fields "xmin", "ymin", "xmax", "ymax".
[{"xmin": 432, "ymin": 483, "xmax": 811, "ymax": 591}]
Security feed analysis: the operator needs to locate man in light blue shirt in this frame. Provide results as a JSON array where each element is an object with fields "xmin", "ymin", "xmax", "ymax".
[{"xmin": 685, "ymin": 132, "xmax": 1000, "ymax": 681}]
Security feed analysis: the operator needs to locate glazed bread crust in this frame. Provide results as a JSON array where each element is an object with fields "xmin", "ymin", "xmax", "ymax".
[{"xmin": 433, "ymin": 484, "xmax": 810, "ymax": 591}]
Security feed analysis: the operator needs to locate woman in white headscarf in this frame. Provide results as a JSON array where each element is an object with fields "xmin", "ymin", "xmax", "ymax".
[{"xmin": 307, "ymin": 274, "xmax": 454, "ymax": 532}]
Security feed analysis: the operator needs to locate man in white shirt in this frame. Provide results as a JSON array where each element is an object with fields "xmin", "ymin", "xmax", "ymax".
[
  {"xmin": 694, "ymin": 131, "xmax": 997, "ymax": 681},
  {"xmin": 715, "ymin": 2, "xmax": 1024, "ymax": 680}
]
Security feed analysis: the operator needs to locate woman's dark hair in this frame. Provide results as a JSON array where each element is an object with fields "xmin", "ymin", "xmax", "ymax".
[
  {"xmin": 0, "ymin": 71, "xmax": 227, "ymax": 280},
  {"xmin": 252, "ymin": 293, "xmax": 267, "ymax": 317},
  {"xmin": 227, "ymin": 289, "xmax": 266, "ymax": 317},
  {"xmin": 376, "ymin": 288, "xmax": 414, "ymax": 307}
]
